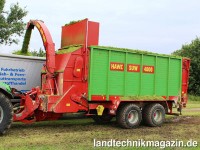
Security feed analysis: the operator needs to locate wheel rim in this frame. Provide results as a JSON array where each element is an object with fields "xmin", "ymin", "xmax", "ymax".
[
  {"xmin": 127, "ymin": 110, "xmax": 138, "ymax": 124},
  {"xmin": 153, "ymin": 109, "xmax": 162, "ymax": 122},
  {"xmin": 0, "ymin": 106, "xmax": 3, "ymax": 124}
]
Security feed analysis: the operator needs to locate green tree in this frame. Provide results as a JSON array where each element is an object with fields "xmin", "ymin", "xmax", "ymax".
[
  {"xmin": 172, "ymin": 37, "xmax": 200, "ymax": 95},
  {"xmin": 30, "ymin": 48, "xmax": 46, "ymax": 57},
  {"xmin": 13, "ymin": 48, "xmax": 46, "ymax": 57},
  {"xmin": 0, "ymin": 0, "xmax": 27, "ymax": 45}
]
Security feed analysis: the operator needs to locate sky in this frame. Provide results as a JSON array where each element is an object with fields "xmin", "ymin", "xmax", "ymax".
[{"xmin": 1, "ymin": 0, "xmax": 200, "ymax": 54}]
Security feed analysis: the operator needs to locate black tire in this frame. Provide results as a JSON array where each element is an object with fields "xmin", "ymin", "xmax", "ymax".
[
  {"xmin": 142, "ymin": 103, "xmax": 165, "ymax": 127},
  {"xmin": 116, "ymin": 104, "xmax": 142, "ymax": 129},
  {"xmin": 0, "ymin": 93, "xmax": 13, "ymax": 135},
  {"xmin": 92, "ymin": 114, "xmax": 113, "ymax": 124}
]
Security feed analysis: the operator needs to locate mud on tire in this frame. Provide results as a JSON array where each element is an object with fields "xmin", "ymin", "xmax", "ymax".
[
  {"xmin": 0, "ymin": 93, "xmax": 13, "ymax": 135},
  {"xmin": 142, "ymin": 103, "xmax": 165, "ymax": 127},
  {"xmin": 116, "ymin": 104, "xmax": 142, "ymax": 129}
]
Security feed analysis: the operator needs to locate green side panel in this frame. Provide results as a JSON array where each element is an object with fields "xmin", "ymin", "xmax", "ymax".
[
  {"xmin": 168, "ymin": 59, "xmax": 182, "ymax": 95},
  {"xmin": 109, "ymin": 51, "xmax": 125, "ymax": 95},
  {"xmin": 89, "ymin": 49, "xmax": 108, "ymax": 96},
  {"xmin": 155, "ymin": 57, "xmax": 168, "ymax": 96},
  {"xmin": 126, "ymin": 54, "xmax": 141, "ymax": 95},
  {"xmin": 140, "ymin": 55, "xmax": 155, "ymax": 95},
  {"xmin": 89, "ymin": 46, "xmax": 182, "ymax": 100}
]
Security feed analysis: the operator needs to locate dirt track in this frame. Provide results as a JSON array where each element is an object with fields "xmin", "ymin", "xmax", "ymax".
[
  {"xmin": 0, "ymin": 115, "xmax": 200, "ymax": 150},
  {"xmin": 166, "ymin": 116, "xmax": 200, "ymax": 124}
]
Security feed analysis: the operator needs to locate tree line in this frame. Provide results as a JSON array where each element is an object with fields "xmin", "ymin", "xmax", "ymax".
[{"xmin": 172, "ymin": 38, "xmax": 200, "ymax": 95}]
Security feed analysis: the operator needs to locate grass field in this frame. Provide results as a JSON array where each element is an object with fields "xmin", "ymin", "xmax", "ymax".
[{"xmin": 1, "ymin": 100, "xmax": 200, "ymax": 150}]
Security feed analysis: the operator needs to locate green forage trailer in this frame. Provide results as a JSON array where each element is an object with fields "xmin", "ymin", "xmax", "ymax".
[
  {"xmin": 89, "ymin": 46, "xmax": 183, "ymax": 99},
  {"xmin": 88, "ymin": 46, "xmax": 190, "ymax": 128}
]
